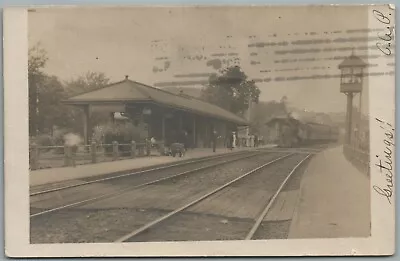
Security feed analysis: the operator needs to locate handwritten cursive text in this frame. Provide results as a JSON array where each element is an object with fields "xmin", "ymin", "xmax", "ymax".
[
  {"xmin": 373, "ymin": 9, "xmax": 394, "ymax": 56},
  {"xmin": 373, "ymin": 118, "xmax": 395, "ymax": 204}
]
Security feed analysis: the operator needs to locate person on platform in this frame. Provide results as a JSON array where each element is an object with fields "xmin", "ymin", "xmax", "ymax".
[
  {"xmin": 177, "ymin": 130, "xmax": 188, "ymax": 151},
  {"xmin": 229, "ymin": 131, "xmax": 237, "ymax": 150},
  {"xmin": 228, "ymin": 132, "xmax": 233, "ymax": 150},
  {"xmin": 183, "ymin": 130, "xmax": 189, "ymax": 150},
  {"xmin": 259, "ymin": 136, "xmax": 264, "ymax": 146},
  {"xmin": 212, "ymin": 129, "xmax": 217, "ymax": 152},
  {"xmin": 254, "ymin": 134, "xmax": 259, "ymax": 147}
]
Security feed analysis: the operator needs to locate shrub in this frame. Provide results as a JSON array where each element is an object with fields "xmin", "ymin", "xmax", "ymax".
[
  {"xmin": 52, "ymin": 128, "xmax": 69, "ymax": 154},
  {"xmin": 49, "ymin": 129, "xmax": 83, "ymax": 154},
  {"xmin": 63, "ymin": 133, "xmax": 83, "ymax": 146},
  {"xmin": 101, "ymin": 122, "xmax": 142, "ymax": 155},
  {"xmin": 31, "ymin": 134, "xmax": 53, "ymax": 153},
  {"xmin": 92, "ymin": 125, "xmax": 106, "ymax": 145},
  {"xmin": 36, "ymin": 134, "xmax": 54, "ymax": 147}
]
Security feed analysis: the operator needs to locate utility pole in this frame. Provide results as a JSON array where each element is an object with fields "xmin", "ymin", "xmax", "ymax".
[
  {"xmin": 36, "ymin": 81, "xmax": 40, "ymax": 136},
  {"xmin": 246, "ymin": 94, "xmax": 252, "ymax": 136},
  {"xmin": 245, "ymin": 93, "xmax": 252, "ymax": 147}
]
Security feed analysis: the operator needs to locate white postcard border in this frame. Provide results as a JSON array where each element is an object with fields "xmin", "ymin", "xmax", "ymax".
[{"xmin": 4, "ymin": 5, "xmax": 396, "ymax": 257}]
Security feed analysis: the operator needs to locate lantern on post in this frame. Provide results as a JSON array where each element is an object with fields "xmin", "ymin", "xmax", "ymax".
[{"xmin": 338, "ymin": 50, "xmax": 367, "ymax": 146}]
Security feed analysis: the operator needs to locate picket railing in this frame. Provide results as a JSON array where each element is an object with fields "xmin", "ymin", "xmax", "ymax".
[
  {"xmin": 343, "ymin": 144, "xmax": 370, "ymax": 176},
  {"xmin": 29, "ymin": 140, "xmax": 165, "ymax": 170}
]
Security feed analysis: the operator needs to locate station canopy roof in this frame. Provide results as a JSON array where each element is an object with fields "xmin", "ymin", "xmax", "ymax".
[{"xmin": 64, "ymin": 77, "xmax": 248, "ymax": 125}]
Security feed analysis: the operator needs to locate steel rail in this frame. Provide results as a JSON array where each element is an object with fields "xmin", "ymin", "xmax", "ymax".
[
  {"xmin": 256, "ymin": 149, "xmax": 317, "ymax": 155},
  {"xmin": 245, "ymin": 154, "xmax": 311, "ymax": 240},
  {"xmin": 30, "ymin": 149, "xmax": 255, "ymax": 196},
  {"xmin": 261, "ymin": 147, "xmax": 323, "ymax": 152},
  {"xmin": 114, "ymin": 153, "xmax": 294, "ymax": 243},
  {"xmin": 30, "ymin": 151, "xmax": 269, "ymax": 218}
]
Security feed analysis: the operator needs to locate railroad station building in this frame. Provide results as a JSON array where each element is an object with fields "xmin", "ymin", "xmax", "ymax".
[{"xmin": 64, "ymin": 76, "xmax": 248, "ymax": 148}]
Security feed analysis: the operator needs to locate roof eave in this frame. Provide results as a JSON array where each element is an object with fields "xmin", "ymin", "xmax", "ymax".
[
  {"xmin": 62, "ymin": 99, "xmax": 152, "ymax": 105},
  {"xmin": 62, "ymin": 99, "xmax": 248, "ymax": 125}
]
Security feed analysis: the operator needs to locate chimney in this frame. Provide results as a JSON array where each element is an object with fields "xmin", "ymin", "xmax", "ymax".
[{"xmin": 125, "ymin": 75, "xmax": 129, "ymax": 80}]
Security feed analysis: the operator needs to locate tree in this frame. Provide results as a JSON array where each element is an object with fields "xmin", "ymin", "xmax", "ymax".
[
  {"xmin": 36, "ymin": 75, "xmax": 69, "ymax": 133},
  {"xmin": 250, "ymin": 101, "xmax": 287, "ymax": 134},
  {"xmin": 29, "ymin": 44, "xmax": 71, "ymax": 136},
  {"xmin": 201, "ymin": 66, "xmax": 261, "ymax": 115},
  {"xmin": 28, "ymin": 43, "xmax": 113, "ymax": 139},
  {"xmin": 64, "ymin": 72, "xmax": 111, "ymax": 134},
  {"xmin": 280, "ymin": 95, "xmax": 288, "ymax": 114},
  {"xmin": 28, "ymin": 43, "xmax": 47, "ymax": 75},
  {"xmin": 64, "ymin": 71, "xmax": 110, "ymax": 97},
  {"xmin": 29, "ymin": 43, "xmax": 48, "ymax": 136}
]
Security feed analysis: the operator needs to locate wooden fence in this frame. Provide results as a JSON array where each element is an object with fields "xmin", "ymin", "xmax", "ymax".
[
  {"xmin": 343, "ymin": 144, "xmax": 370, "ymax": 176},
  {"xmin": 29, "ymin": 140, "xmax": 166, "ymax": 170}
]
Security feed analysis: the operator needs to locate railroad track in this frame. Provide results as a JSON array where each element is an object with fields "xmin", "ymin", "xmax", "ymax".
[
  {"xmin": 245, "ymin": 155, "xmax": 310, "ymax": 240},
  {"xmin": 30, "ymin": 149, "xmax": 274, "ymax": 218},
  {"xmin": 30, "ymin": 149, "xmax": 257, "ymax": 196},
  {"xmin": 259, "ymin": 143, "xmax": 332, "ymax": 153},
  {"xmin": 113, "ymin": 153, "xmax": 311, "ymax": 243},
  {"xmin": 30, "ymin": 146, "xmax": 323, "ymax": 243},
  {"xmin": 31, "ymin": 150, "xmax": 306, "ymax": 244}
]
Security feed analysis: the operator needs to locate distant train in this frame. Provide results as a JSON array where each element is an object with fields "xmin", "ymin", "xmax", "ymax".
[{"xmin": 266, "ymin": 115, "xmax": 339, "ymax": 148}]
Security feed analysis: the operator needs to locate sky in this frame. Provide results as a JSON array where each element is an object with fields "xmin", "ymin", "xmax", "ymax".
[{"xmin": 28, "ymin": 6, "xmax": 390, "ymax": 114}]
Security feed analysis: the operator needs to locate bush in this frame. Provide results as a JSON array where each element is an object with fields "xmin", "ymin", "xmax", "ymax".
[
  {"xmin": 64, "ymin": 133, "xmax": 83, "ymax": 146},
  {"xmin": 49, "ymin": 129, "xmax": 83, "ymax": 154},
  {"xmin": 92, "ymin": 125, "xmax": 105, "ymax": 145},
  {"xmin": 101, "ymin": 122, "xmax": 142, "ymax": 155},
  {"xmin": 29, "ymin": 134, "xmax": 54, "ymax": 153},
  {"xmin": 52, "ymin": 128, "xmax": 69, "ymax": 154},
  {"xmin": 36, "ymin": 134, "xmax": 54, "ymax": 147},
  {"xmin": 52, "ymin": 128, "xmax": 68, "ymax": 145}
]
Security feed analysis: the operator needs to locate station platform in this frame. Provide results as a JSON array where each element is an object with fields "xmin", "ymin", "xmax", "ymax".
[
  {"xmin": 288, "ymin": 145, "xmax": 370, "ymax": 239},
  {"xmin": 30, "ymin": 146, "xmax": 273, "ymax": 187}
]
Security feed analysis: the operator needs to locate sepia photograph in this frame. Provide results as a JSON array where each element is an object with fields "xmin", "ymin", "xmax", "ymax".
[{"xmin": 4, "ymin": 4, "xmax": 396, "ymax": 257}]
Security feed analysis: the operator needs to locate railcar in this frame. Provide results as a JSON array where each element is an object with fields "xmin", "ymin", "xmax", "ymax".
[
  {"xmin": 266, "ymin": 116, "xmax": 339, "ymax": 148},
  {"xmin": 302, "ymin": 122, "xmax": 338, "ymax": 145}
]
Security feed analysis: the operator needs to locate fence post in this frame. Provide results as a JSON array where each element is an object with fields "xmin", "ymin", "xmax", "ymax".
[
  {"xmin": 29, "ymin": 143, "xmax": 39, "ymax": 170},
  {"xmin": 131, "ymin": 141, "xmax": 136, "ymax": 158},
  {"xmin": 64, "ymin": 145, "xmax": 71, "ymax": 167},
  {"xmin": 146, "ymin": 139, "xmax": 151, "ymax": 156},
  {"xmin": 112, "ymin": 141, "xmax": 119, "ymax": 161},
  {"xmin": 159, "ymin": 142, "xmax": 165, "ymax": 156},
  {"xmin": 71, "ymin": 145, "xmax": 77, "ymax": 167},
  {"xmin": 91, "ymin": 141, "xmax": 97, "ymax": 163}
]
